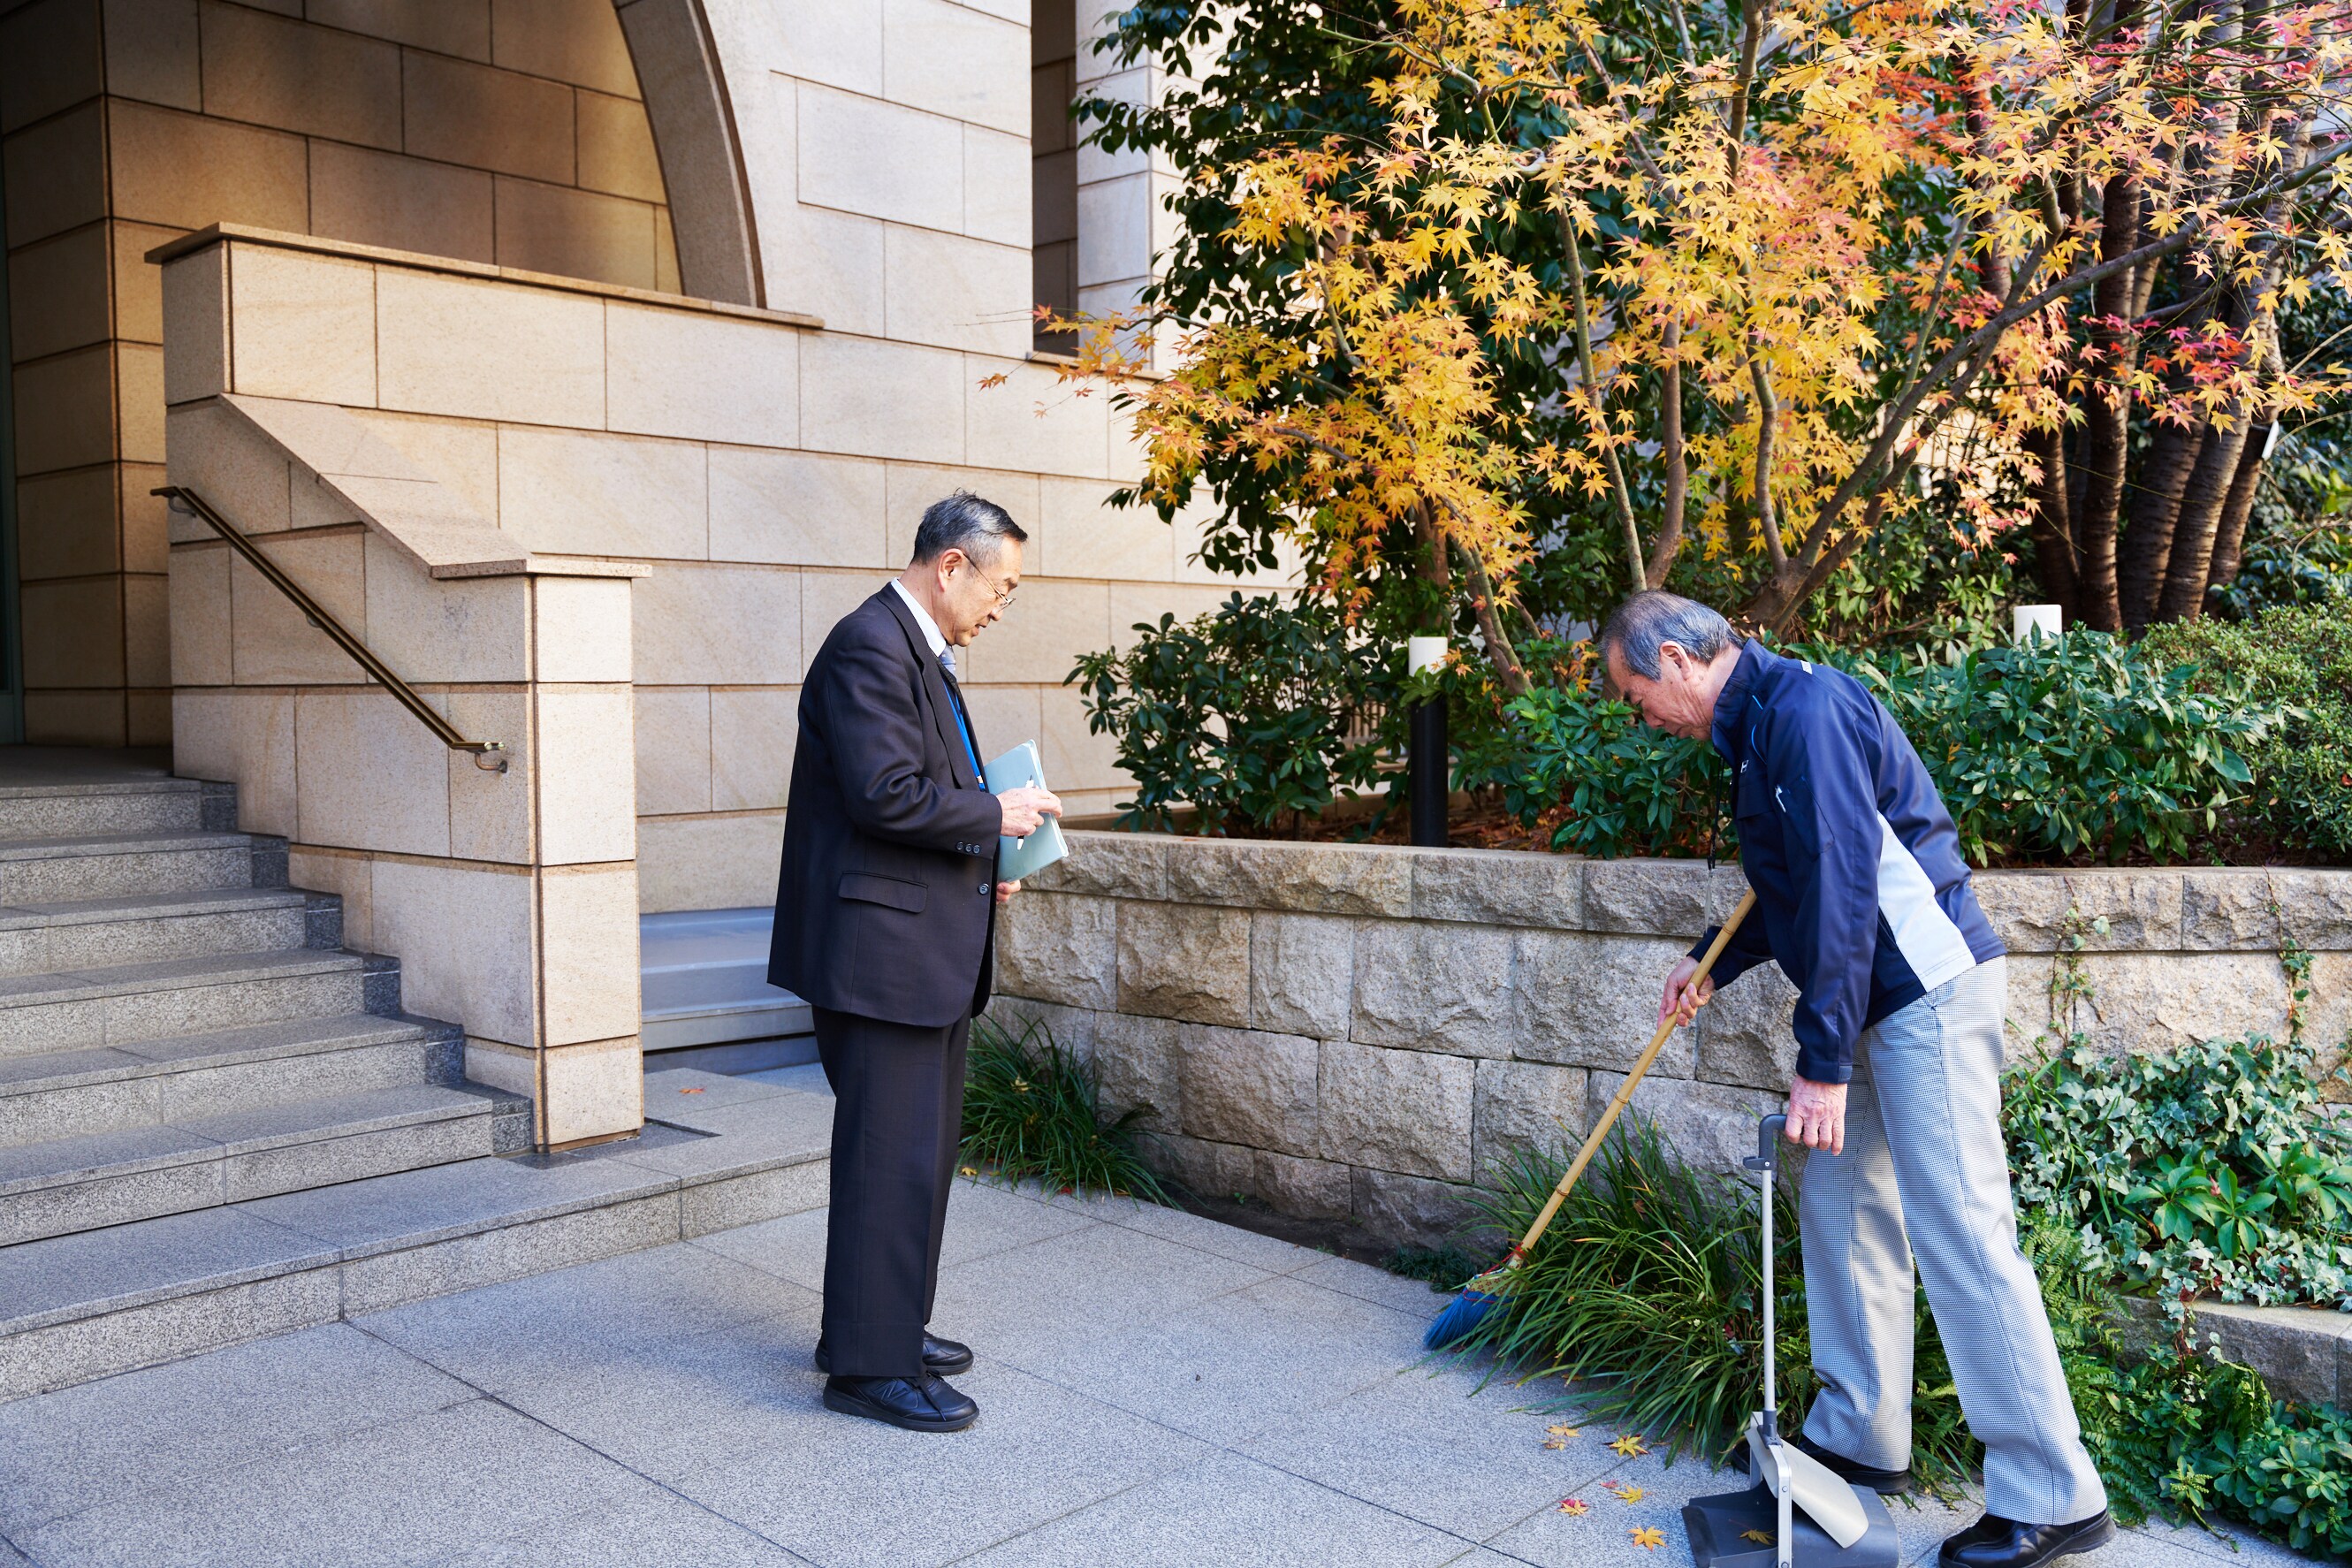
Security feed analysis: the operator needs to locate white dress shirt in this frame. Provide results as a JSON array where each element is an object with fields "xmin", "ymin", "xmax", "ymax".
[{"xmin": 889, "ymin": 579, "xmax": 953, "ymax": 669}]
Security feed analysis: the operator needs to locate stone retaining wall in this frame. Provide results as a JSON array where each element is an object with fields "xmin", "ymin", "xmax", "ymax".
[{"xmin": 987, "ymin": 832, "xmax": 2352, "ymax": 1252}]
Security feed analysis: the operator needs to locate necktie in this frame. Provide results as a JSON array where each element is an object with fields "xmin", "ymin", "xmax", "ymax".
[{"xmin": 938, "ymin": 650, "xmax": 984, "ymax": 780}]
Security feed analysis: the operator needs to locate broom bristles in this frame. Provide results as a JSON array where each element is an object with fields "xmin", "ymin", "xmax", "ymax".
[{"xmin": 1423, "ymin": 1258, "xmax": 1524, "ymax": 1349}]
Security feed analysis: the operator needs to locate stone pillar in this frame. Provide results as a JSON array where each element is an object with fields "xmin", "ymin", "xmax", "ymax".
[{"xmin": 156, "ymin": 232, "xmax": 650, "ymax": 1148}]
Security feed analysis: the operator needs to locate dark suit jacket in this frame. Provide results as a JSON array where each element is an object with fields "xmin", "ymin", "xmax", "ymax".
[{"xmin": 768, "ymin": 587, "xmax": 1005, "ymax": 1028}]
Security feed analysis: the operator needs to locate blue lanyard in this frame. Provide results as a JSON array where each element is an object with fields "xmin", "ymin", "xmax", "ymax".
[{"xmin": 940, "ymin": 667, "xmax": 984, "ymax": 782}]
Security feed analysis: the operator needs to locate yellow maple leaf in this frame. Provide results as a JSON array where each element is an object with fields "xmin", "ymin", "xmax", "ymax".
[
  {"xmin": 678, "ymin": 1086, "xmax": 706, "ymax": 1094},
  {"xmin": 1557, "ymin": 1498, "xmax": 1589, "ymax": 1516},
  {"xmin": 1610, "ymin": 1435, "xmax": 1650, "ymax": 1456},
  {"xmin": 1547, "ymin": 1424, "xmax": 1582, "ymax": 1436},
  {"xmin": 1632, "ymin": 1526, "xmax": 1666, "ymax": 1549},
  {"xmin": 1615, "ymin": 1485, "xmax": 1647, "ymax": 1503},
  {"xmin": 1741, "ymin": 1530, "xmax": 1776, "ymax": 1545}
]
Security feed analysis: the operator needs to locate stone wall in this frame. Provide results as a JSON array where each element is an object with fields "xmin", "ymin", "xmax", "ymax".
[
  {"xmin": 988, "ymin": 832, "xmax": 2352, "ymax": 1250},
  {"xmin": 1, "ymin": 0, "xmax": 678, "ymax": 747}
]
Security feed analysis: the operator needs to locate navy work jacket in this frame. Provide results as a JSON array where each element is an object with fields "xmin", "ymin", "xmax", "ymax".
[{"xmin": 1688, "ymin": 641, "xmax": 2005, "ymax": 1084}]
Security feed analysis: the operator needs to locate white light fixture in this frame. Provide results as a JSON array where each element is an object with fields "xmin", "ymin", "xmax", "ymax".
[
  {"xmin": 1407, "ymin": 636, "xmax": 1449, "ymax": 675},
  {"xmin": 2013, "ymin": 605, "xmax": 2063, "ymax": 643}
]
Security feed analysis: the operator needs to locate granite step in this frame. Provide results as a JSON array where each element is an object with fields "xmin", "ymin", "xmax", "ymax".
[
  {"xmin": 0, "ymin": 832, "xmax": 270, "ymax": 904},
  {"xmin": 0, "ymin": 1080, "xmax": 836, "ymax": 1400},
  {"xmin": 0, "ymin": 1084, "xmax": 521, "ymax": 1246},
  {"xmin": 0, "ymin": 887, "xmax": 326, "ymax": 977},
  {"xmin": 0, "ymin": 1013, "xmax": 466, "ymax": 1150},
  {"xmin": 0, "ymin": 950, "xmax": 392, "ymax": 1059},
  {"xmin": 0, "ymin": 778, "xmax": 215, "ymax": 841}
]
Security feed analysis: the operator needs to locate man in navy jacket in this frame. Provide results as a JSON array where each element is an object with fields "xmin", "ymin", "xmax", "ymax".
[{"xmin": 1605, "ymin": 591, "xmax": 2110, "ymax": 1568}]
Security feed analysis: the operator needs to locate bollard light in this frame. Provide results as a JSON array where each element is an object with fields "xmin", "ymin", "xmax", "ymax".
[
  {"xmin": 1405, "ymin": 637, "xmax": 1448, "ymax": 848},
  {"xmin": 2013, "ymin": 604, "xmax": 2062, "ymax": 644}
]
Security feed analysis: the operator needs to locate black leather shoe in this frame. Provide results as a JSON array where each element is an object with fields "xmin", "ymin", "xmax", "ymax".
[
  {"xmin": 822, "ymin": 1374, "xmax": 979, "ymax": 1433},
  {"xmin": 813, "ymin": 1334, "xmax": 974, "ymax": 1376},
  {"xmin": 1939, "ymin": 1511, "xmax": 2115, "ymax": 1567},
  {"xmin": 1733, "ymin": 1430, "xmax": 1912, "ymax": 1494}
]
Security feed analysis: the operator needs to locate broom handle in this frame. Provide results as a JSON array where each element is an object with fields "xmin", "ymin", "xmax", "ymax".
[{"xmin": 1507, "ymin": 888, "xmax": 1758, "ymax": 1263}]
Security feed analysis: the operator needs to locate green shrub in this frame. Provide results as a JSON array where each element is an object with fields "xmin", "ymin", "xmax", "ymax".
[
  {"xmin": 1475, "ymin": 681, "xmax": 1728, "ymax": 859},
  {"xmin": 1069, "ymin": 593, "xmax": 1397, "ymax": 836},
  {"xmin": 2004, "ymin": 1035, "xmax": 2352, "ymax": 1313},
  {"xmin": 2143, "ymin": 604, "xmax": 2352, "ymax": 859},
  {"xmin": 1841, "ymin": 633, "xmax": 2269, "ymax": 864},
  {"xmin": 960, "ymin": 1015, "xmax": 1172, "ymax": 1203}
]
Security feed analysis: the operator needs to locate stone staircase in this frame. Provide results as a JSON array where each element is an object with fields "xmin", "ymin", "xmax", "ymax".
[
  {"xmin": 0, "ymin": 757, "xmax": 833, "ymax": 1403},
  {"xmin": 0, "ymin": 771, "xmax": 527, "ymax": 1250}
]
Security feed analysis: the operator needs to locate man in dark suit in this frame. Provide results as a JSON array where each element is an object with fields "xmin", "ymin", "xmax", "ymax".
[{"xmin": 769, "ymin": 491, "xmax": 1061, "ymax": 1434}]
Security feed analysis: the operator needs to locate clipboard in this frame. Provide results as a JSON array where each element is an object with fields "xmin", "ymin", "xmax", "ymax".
[{"xmin": 983, "ymin": 741, "xmax": 1069, "ymax": 882}]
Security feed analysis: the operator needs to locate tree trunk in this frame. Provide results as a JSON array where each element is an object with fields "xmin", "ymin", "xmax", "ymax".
[
  {"xmin": 2024, "ymin": 427, "xmax": 2076, "ymax": 615},
  {"xmin": 2205, "ymin": 417, "xmax": 2271, "ymax": 593},
  {"xmin": 2156, "ymin": 413, "xmax": 2253, "ymax": 621},
  {"xmin": 2072, "ymin": 172, "xmax": 2139, "ymax": 632},
  {"xmin": 2117, "ymin": 421, "xmax": 2207, "ymax": 630},
  {"xmin": 1646, "ymin": 319, "xmax": 1687, "ymax": 589}
]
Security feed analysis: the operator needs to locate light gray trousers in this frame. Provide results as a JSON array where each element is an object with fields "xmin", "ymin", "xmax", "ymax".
[{"xmin": 1797, "ymin": 957, "xmax": 2108, "ymax": 1524}]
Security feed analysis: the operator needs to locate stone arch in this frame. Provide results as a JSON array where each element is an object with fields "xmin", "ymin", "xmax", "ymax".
[{"xmin": 614, "ymin": 0, "xmax": 765, "ymax": 307}]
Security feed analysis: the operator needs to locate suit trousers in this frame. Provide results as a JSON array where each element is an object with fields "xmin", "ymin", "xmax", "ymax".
[
  {"xmin": 812, "ymin": 1005, "xmax": 970, "ymax": 1379},
  {"xmin": 1797, "ymin": 957, "xmax": 2107, "ymax": 1524}
]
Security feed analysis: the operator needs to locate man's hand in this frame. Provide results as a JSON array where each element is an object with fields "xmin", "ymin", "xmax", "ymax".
[
  {"xmin": 998, "ymin": 787, "xmax": 1062, "ymax": 840},
  {"xmin": 1657, "ymin": 956, "xmax": 1716, "ymax": 1027},
  {"xmin": 993, "ymin": 879, "xmax": 1020, "ymax": 906},
  {"xmin": 1784, "ymin": 1077, "xmax": 1848, "ymax": 1154}
]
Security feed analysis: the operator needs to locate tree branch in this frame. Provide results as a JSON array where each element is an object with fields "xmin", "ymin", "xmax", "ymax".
[{"xmin": 1559, "ymin": 209, "xmax": 1648, "ymax": 596}]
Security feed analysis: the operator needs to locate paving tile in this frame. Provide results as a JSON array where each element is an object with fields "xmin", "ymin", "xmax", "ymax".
[
  {"xmin": 998, "ymin": 1272, "xmax": 1433, "ymax": 1443},
  {"xmin": 0, "ymin": 1321, "xmax": 470, "ymax": 1535},
  {"xmin": 739, "ymin": 1062, "xmax": 832, "ymax": 1096},
  {"xmin": 2129, "ymin": 1518, "xmax": 2315, "ymax": 1567},
  {"xmin": 1480, "ymin": 1442, "xmax": 1763, "ymax": 1568},
  {"xmin": 1292, "ymin": 1253, "xmax": 1459, "ymax": 1317},
  {"xmin": 616, "ymin": 1092, "xmax": 833, "ymax": 1166},
  {"xmin": 432, "ymin": 1487, "xmax": 816, "ymax": 1567},
  {"xmin": 952, "ymin": 1450, "xmax": 1473, "ymax": 1568},
  {"xmin": 236, "ymin": 1151, "xmax": 674, "ymax": 1258},
  {"xmin": 695, "ymin": 1177, "xmax": 1099, "ymax": 1296},
  {"xmin": 646, "ymin": 1361, "xmax": 1216, "ymax": 1568},
  {"xmin": 0, "ymin": 1537, "xmax": 29, "ymax": 1567},
  {"xmin": 926, "ymin": 1217, "xmax": 1280, "ymax": 1366},
  {"xmin": 1240, "ymin": 1360, "xmax": 1625, "ymax": 1540},
  {"xmin": 644, "ymin": 1066, "xmax": 805, "ymax": 1115},
  {"xmin": 476, "ymin": 1302, "xmax": 830, "ymax": 1474},
  {"xmin": 17, "ymin": 1399, "xmax": 649, "ymax": 1568},
  {"xmin": 1083, "ymin": 1195, "xmax": 1336, "ymax": 1274},
  {"xmin": 355, "ymin": 1242, "xmax": 816, "ymax": 1398},
  {"xmin": 686, "ymin": 1204, "xmax": 829, "ymax": 1290},
  {"xmin": 0, "ymin": 1205, "xmax": 331, "ymax": 1330}
]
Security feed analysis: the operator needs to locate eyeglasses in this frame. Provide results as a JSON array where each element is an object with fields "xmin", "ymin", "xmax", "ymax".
[{"xmin": 965, "ymin": 559, "xmax": 1018, "ymax": 610}]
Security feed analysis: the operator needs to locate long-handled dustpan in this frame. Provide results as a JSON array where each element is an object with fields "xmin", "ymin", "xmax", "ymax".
[
  {"xmin": 1426, "ymin": 890, "xmax": 1759, "ymax": 1348},
  {"xmin": 1683, "ymin": 1115, "xmax": 1898, "ymax": 1568}
]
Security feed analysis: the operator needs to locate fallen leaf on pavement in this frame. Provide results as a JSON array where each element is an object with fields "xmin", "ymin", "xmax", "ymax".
[
  {"xmin": 1610, "ymin": 1434, "xmax": 1650, "ymax": 1457},
  {"xmin": 1614, "ymin": 1485, "xmax": 1646, "ymax": 1504},
  {"xmin": 1631, "ymin": 1526, "xmax": 1665, "ymax": 1549},
  {"xmin": 1557, "ymin": 1498, "xmax": 1588, "ymax": 1516},
  {"xmin": 678, "ymin": 1086, "xmax": 706, "ymax": 1094}
]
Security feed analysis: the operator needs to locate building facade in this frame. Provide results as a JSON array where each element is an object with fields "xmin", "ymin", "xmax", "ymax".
[{"xmin": 1, "ymin": 0, "xmax": 1285, "ymax": 1145}]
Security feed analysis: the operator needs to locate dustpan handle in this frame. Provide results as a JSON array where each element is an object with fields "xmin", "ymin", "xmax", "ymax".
[{"xmin": 1747, "ymin": 1115, "xmax": 1786, "ymax": 1441}]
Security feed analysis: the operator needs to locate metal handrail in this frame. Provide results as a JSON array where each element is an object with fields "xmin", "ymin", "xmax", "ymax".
[{"xmin": 156, "ymin": 485, "xmax": 508, "ymax": 773}]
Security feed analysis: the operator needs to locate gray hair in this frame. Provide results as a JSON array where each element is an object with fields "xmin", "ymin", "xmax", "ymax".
[
  {"xmin": 1599, "ymin": 590, "xmax": 1739, "ymax": 680},
  {"xmin": 911, "ymin": 491, "xmax": 1027, "ymax": 566}
]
